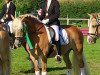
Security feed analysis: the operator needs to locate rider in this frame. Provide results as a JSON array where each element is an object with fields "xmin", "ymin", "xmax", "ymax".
[
  {"xmin": 37, "ymin": 0, "xmax": 61, "ymax": 63},
  {"xmin": 0, "ymin": 0, "xmax": 16, "ymax": 37}
]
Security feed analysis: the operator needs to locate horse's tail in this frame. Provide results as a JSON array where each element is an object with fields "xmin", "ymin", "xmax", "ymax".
[{"xmin": 72, "ymin": 52, "xmax": 90, "ymax": 75}]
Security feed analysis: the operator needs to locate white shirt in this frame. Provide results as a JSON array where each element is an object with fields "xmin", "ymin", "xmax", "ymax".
[
  {"xmin": 47, "ymin": 0, "xmax": 52, "ymax": 11},
  {"xmin": 7, "ymin": 2, "xmax": 11, "ymax": 13}
]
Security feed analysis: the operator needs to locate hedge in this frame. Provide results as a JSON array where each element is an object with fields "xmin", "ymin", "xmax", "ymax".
[
  {"xmin": 0, "ymin": 0, "xmax": 100, "ymax": 18},
  {"xmin": 60, "ymin": 0, "xmax": 100, "ymax": 18}
]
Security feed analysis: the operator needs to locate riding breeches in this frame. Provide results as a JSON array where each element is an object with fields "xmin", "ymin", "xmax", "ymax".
[
  {"xmin": 50, "ymin": 25, "xmax": 59, "ymax": 41},
  {"xmin": 6, "ymin": 21, "xmax": 13, "ymax": 33}
]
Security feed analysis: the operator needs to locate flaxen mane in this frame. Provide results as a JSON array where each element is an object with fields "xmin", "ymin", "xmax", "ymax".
[{"xmin": 13, "ymin": 14, "xmax": 42, "ymax": 32}]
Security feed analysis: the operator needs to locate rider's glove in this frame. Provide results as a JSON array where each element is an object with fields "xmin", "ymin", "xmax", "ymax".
[{"xmin": 42, "ymin": 19, "xmax": 49, "ymax": 24}]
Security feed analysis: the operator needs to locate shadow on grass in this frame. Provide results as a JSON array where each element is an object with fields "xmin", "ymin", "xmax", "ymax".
[
  {"xmin": 47, "ymin": 67, "xmax": 66, "ymax": 72},
  {"xmin": 19, "ymin": 67, "xmax": 66, "ymax": 74}
]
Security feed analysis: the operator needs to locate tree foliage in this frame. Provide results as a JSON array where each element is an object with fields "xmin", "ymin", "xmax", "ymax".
[
  {"xmin": 0, "ymin": 0, "xmax": 43, "ymax": 15},
  {"xmin": 60, "ymin": 0, "xmax": 100, "ymax": 18},
  {"xmin": 15, "ymin": 0, "xmax": 43, "ymax": 14},
  {"xmin": 0, "ymin": 0, "xmax": 100, "ymax": 18}
]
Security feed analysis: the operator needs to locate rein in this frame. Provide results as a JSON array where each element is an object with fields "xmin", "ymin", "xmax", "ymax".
[
  {"xmin": 88, "ymin": 25, "xmax": 100, "ymax": 36},
  {"xmin": 24, "ymin": 22, "xmax": 33, "ymax": 49}
]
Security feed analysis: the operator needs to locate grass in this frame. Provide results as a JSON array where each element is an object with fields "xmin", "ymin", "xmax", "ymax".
[
  {"xmin": 83, "ymin": 37, "xmax": 100, "ymax": 75},
  {"xmin": 10, "ymin": 37, "xmax": 100, "ymax": 75}
]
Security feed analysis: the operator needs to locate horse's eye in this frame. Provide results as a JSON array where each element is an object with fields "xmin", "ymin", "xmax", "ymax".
[{"xmin": 21, "ymin": 29, "xmax": 23, "ymax": 31}]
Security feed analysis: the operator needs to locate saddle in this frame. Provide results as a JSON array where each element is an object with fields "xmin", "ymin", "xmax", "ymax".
[{"xmin": 45, "ymin": 26, "xmax": 69, "ymax": 45}]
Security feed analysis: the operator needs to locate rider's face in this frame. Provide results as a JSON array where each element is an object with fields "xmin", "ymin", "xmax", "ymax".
[{"xmin": 5, "ymin": 0, "xmax": 10, "ymax": 3}]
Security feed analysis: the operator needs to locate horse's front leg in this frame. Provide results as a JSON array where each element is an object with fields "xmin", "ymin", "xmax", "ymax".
[
  {"xmin": 25, "ymin": 43, "xmax": 40, "ymax": 75},
  {"xmin": 41, "ymin": 55, "xmax": 47, "ymax": 75},
  {"xmin": 29, "ymin": 53, "xmax": 40, "ymax": 75}
]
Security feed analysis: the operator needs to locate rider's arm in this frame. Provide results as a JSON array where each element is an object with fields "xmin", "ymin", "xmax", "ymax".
[
  {"xmin": 47, "ymin": 0, "xmax": 60, "ymax": 24},
  {"xmin": 38, "ymin": 1, "xmax": 46, "ymax": 21},
  {"xmin": 9, "ymin": 2, "xmax": 16, "ymax": 19}
]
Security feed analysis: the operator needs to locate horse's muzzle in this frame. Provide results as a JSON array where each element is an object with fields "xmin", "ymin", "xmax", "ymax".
[
  {"xmin": 87, "ymin": 36, "xmax": 96, "ymax": 44},
  {"xmin": 14, "ymin": 37, "xmax": 22, "ymax": 48}
]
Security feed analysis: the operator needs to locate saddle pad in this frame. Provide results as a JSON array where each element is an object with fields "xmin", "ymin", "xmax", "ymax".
[
  {"xmin": 45, "ymin": 26, "xmax": 69, "ymax": 45},
  {"xmin": 59, "ymin": 28, "xmax": 69, "ymax": 45}
]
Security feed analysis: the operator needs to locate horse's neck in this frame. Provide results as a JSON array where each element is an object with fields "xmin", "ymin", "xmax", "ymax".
[{"xmin": 26, "ymin": 19, "xmax": 45, "ymax": 35}]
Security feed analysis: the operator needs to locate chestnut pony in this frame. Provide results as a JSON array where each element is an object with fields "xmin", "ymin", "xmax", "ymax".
[
  {"xmin": 12, "ymin": 14, "xmax": 88, "ymax": 75},
  {"xmin": 0, "ymin": 23, "xmax": 10, "ymax": 75},
  {"xmin": 87, "ymin": 13, "xmax": 100, "ymax": 44}
]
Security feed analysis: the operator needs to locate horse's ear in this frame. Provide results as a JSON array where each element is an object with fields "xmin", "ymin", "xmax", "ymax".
[
  {"xmin": 98, "ymin": 13, "xmax": 100, "ymax": 17},
  {"xmin": 87, "ymin": 13, "xmax": 92, "ymax": 17},
  {"xmin": 19, "ymin": 15, "xmax": 25, "ymax": 22},
  {"xmin": 20, "ymin": 14, "xmax": 29, "ymax": 22}
]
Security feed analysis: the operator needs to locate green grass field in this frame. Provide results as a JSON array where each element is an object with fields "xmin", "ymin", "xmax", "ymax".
[{"xmin": 10, "ymin": 37, "xmax": 100, "ymax": 75}]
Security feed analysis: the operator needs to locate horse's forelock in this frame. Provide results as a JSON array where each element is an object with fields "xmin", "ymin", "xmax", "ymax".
[
  {"xmin": 89, "ymin": 13, "xmax": 98, "ymax": 19},
  {"xmin": 13, "ymin": 18, "xmax": 23, "ymax": 31}
]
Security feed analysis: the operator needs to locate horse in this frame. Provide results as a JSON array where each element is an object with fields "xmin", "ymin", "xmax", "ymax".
[
  {"xmin": 0, "ymin": 23, "xmax": 10, "ymax": 75},
  {"xmin": 87, "ymin": 13, "xmax": 100, "ymax": 44},
  {"xmin": 12, "ymin": 14, "xmax": 88, "ymax": 75},
  {"xmin": 0, "ymin": 20, "xmax": 16, "ymax": 49}
]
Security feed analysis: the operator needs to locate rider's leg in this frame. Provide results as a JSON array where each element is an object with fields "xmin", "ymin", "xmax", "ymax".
[
  {"xmin": 8, "ymin": 21, "xmax": 13, "ymax": 36},
  {"xmin": 51, "ymin": 25, "xmax": 61, "ymax": 63}
]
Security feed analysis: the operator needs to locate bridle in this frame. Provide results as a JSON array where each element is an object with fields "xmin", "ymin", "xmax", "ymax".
[{"xmin": 88, "ymin": 17, "xmax": 100, "ymax": 37}]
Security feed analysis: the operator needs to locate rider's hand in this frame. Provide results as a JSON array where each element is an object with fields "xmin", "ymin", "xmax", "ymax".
[{"xmin": 42, "ymin": 19, "xmax": 49, "ymax": 24}]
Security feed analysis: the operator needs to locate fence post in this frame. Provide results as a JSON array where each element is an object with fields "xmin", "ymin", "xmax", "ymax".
[
  {"xmin": 67, "ymin": 15, "xmax": 69, "ymax": 25},
  {"xmin": 88, "ymin": 19, "xmax": 90, "ymax": 27}
]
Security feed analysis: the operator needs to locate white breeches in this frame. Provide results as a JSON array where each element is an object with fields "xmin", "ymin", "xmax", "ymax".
[
  {"xmin": 7, "ymin": 21, "xmax": 13, "ymax": 33},
  {"xmin": 50, "ymin": 25, "xmax": 59, "ymax": 41}
]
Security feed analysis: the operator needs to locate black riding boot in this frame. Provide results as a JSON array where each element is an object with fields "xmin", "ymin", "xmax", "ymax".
[
  {"xmin": 9, "ymin": 33, "xmax": 16, "ymax": 49},
  {"xmin": 55, "ymin": 40, "xmax": 62, "ymax": 63}
]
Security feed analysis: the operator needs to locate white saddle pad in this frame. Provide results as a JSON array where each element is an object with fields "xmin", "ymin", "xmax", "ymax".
[{"xmin": 45, "ymin": 26, "xmax": 69, "ymax": 45}]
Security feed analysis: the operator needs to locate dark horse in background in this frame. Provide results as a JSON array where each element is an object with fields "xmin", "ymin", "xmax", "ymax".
[
  {"xmin": 12, "ymin": 14, "xmax": 89, "ymax": 75},
  {"xmin": 0, "ymin": 23, "xmax": 10, "ymax": 75},
  {"xmin": 87, "ymin": 13, "xmax": 100, "ymax": 44}
]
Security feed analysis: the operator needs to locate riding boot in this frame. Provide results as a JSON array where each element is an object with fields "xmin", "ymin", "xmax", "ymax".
[
  {"xmin": 55, "ymin": 40, "xmax": 62, "ymax": 63},
  {"xmin": 9, "ymin": 33, "xmax": 16, "ymax": 49},
  {"xmin": 11, "ymin": 33, "xmax": 14, "ymax": 37}
]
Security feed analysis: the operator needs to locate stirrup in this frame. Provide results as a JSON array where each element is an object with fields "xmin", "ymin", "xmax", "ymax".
[{"xmin": 55, "ymin": 55, "xmax": 62, "ymax": 63}]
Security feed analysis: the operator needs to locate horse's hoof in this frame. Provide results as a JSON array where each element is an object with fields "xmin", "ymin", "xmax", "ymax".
[{"xmin": 55, "ymin": 55, "xmax": 62, "ymax": 63}]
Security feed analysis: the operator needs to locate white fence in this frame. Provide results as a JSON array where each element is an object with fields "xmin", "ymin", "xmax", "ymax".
[
  {"xmin": 15, "ymin": 11, "xmax": 90, "ymax": 26},
  {"xmin": 59, "ymin": 18, "xmax": 90, "ymax": 26}
]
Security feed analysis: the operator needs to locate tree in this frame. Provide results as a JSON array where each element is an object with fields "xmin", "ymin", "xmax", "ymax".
[
  {"xmin": 15, "ymin": 0, "xmax": 43, "ymax": 14},
  {"xmin": 0, "ymin": 0, "xmax": 43, "ymax": 15}
]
